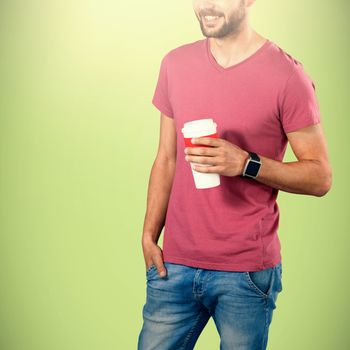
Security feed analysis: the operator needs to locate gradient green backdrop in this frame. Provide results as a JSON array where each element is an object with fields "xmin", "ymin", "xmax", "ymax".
[{"xmin": 0, "ymin": 1, "xmax": 348, "ymax": 349}]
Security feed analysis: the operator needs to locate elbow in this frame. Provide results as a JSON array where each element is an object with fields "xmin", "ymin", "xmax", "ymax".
[{"xmin": 314, "ymin": 168, "xmax": 333, "ymax": 197}]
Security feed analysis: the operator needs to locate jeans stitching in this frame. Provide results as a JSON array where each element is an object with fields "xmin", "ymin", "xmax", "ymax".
[
  {"xmin": 180, "ymin": 309, "xmax": 206, "ymax": 350},
  {"xmin": 244, "ymin": 271, "xmax": 269, "ymax": 298},
  {"xmin": 261, "ymin": 298, "xmax": 269, "ymax": 350}
]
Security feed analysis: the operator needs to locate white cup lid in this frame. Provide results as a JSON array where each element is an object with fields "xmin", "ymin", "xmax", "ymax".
[{"xmin": 181, "ymin": 118, "xmax": 216, "ymax": 134}]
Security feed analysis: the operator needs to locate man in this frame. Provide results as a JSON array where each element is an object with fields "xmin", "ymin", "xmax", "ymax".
[{"xmin": 138, "ymin": 0, "xmax": 332, "ymax": 349}]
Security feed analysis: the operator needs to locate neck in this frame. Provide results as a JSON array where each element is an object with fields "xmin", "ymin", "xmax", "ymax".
[{"xmin": 208, "ymin": 25, "xmax": 266, "ymax": 67}]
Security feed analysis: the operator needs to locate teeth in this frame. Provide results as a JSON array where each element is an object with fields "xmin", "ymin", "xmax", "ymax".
[{"xmin": 204, "ymin": 15, "xmax": 218, "ymax": 20}]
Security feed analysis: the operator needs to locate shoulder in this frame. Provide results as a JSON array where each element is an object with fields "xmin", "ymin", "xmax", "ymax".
[
  {"xmin": 267, "ymin": 41, "xmax": 311, "ymax": 82},
  {"xmin": 163, "ymin": 39, "xmax": 205, "ymax": 65}
]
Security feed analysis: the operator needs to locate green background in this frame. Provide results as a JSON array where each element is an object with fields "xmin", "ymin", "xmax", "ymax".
[{"xmin": 0, "ymin": 1, "xmax": 348, "ymax": 349}]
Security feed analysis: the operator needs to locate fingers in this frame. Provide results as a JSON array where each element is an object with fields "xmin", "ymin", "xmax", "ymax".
[
  {"xmin": 153, "ymin": 254, "xmax": 167, "ymax": 278},
  {"xmin": 184, "ymin": 146, "xmax": 221, "ymax": 157},
  {"xmin": 185, "ymin": 155, "xmax": 220, "ymax": 165},
  {"xmin": 192, "ymin": 164, "xmax": 224, "ymax": 173},
  {"xmin": 191, "ymin": 137, "xmax": 223, "ymax": 147},
  {"xmin": 146, "ymin": 256, "xmax": 167, "ymax": 278},
  {"xmin": 143, "ymin": 241, "xmax": 167, "ymax": 278}
]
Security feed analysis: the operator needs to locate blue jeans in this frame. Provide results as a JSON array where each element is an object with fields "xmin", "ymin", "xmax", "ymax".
[{"xmin": 138, "ymin": 261, "xmax": 283, "ymax": 350}]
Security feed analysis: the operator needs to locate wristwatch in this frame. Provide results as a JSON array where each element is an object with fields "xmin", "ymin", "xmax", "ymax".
[{"xmin": 242, "ymin": 151, "xmax": 262, "ymax": 178}]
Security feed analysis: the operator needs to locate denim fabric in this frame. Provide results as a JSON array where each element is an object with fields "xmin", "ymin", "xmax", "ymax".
[{"xmin": 138, "ymin": 261, "xmax": 282, "ymax": 350}]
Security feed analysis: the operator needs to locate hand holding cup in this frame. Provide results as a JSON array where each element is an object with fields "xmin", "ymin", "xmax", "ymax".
[{"xmin": 184, "ymin": 136, "xmax": 250, "ymax": 177}]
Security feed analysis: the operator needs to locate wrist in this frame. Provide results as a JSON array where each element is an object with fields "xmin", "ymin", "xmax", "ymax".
[
  {"xmin": 142, "ymin": 233, "xmax": 158, "ymax": 246},
  {"xmin": 240, "ymin": 151, "xmax": 250, "ymax": 176},
  {"xmin": 241, "ymin": 151, "xmax": 262, "ymax": 179}
]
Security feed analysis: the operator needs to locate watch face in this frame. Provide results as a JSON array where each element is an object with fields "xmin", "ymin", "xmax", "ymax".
[{"xmin": 246, "ymin": 160, "xmax": 261, "ymax": 177}]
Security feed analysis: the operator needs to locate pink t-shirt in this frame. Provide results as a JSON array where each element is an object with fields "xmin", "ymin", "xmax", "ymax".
[{"xmin": 152, "ymin": 38, "xmax": 321, "ymax": 272}]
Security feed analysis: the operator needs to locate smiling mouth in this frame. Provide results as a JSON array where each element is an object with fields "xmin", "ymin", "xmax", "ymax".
[{"xmin": 202, "ymin": 15, "xmax": 221, "ymax": 26}]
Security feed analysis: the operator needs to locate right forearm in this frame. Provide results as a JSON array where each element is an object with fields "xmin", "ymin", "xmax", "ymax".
[{"xmin": 142, "ymin": 157, "xmax": 176, "ymax": 245}]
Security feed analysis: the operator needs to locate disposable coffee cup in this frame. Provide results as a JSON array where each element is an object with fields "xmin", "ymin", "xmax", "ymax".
[{"xmin": 181, "ymin": 118, "xmax": 221, "ymax": 189}]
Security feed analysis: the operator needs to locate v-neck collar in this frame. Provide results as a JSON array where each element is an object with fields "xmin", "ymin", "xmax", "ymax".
[{"xmin": 205, "ymin": 37, "xmax": 272, "ymax": 72}]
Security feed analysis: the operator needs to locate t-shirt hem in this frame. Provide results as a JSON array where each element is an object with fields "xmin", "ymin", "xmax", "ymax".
[
  {"xmin": 163, "ymin": 254, "xmax": 282, "ymax": 272},
  {"xmin": 283, "ymin": 117, "xmax": 321, "ymax": 134},
  {"xmin": 152, "ymin": 98, "xmax": 174, "ymax": 118}
]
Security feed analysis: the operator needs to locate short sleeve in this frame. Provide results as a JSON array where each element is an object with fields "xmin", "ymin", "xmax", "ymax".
[
  {"xmin": 151, "ymin": 53, "xmax": 174, "ymax": 118},
  {"xmin": 278, "ymin": 64, "xmax": 321, "ymax": 133}
]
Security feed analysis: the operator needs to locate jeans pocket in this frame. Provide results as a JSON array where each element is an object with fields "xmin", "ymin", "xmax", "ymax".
[
  {"xmin": 145, "ymin": 264, "xmax": 157, "ymax": 276},
  {"xmin": 244, "ymin": 266, "xmax": 275, "ymax": 298}
]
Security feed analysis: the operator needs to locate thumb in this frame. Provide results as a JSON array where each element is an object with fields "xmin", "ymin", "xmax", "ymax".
[{"xmin": 154, "ymin": 255, "xmax": 167, "ymax": 278}]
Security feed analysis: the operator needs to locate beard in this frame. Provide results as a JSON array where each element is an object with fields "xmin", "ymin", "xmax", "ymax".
[{"xmin": 198, "ymin": 0, "xmax": 246, "ymax": 39}]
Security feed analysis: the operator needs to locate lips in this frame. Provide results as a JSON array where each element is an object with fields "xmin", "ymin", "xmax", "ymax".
[{"xmin": 202, "ymin": 15, "xmax": 221, "ymax": 26}]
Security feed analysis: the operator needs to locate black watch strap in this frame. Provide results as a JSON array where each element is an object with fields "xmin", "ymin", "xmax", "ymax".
[
  {"xmin": 241, "ymin": 151, "xmax": 261, "ymax": 178},
  {"xmin": 248, "ymin": 151, "xmax": 260, "ymax": 162}
]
